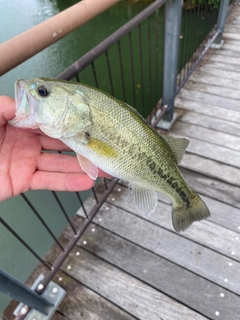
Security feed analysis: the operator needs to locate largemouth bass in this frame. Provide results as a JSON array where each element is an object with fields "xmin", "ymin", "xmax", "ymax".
[{"xmin": 9, "ymin": 78, "xmax": 210, "ymax": 232}]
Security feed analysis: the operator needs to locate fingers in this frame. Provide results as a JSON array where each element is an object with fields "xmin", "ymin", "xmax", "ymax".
[
  {"xmin": 0, "ymin": 96, "xmax": 16, "ymax": 126},
  {"xmin": 30, "ymin": 171, "xmax": 95, "ymax": 192},
  {"xmin": 39, "ymin": 135, "xmax": 73, "ymax": 151},
  {"xmin": 37, "ymin": 152, "xmax": 112, "ymax": 178},
  {"xmin": 37, "ymin": 153, "xmax": 82, "ymax": 173}
]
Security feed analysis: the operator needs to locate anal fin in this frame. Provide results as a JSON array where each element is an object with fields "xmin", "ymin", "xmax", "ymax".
[
  {"xmin": 131, "ymin": 185, "xmax": 158, "ymax": 216},
  {"xmin": 77, "ymin": 154, "xmax": 98, "ymax": 180}
]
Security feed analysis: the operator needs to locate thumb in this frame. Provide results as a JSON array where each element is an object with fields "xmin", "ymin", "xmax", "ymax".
[{"xmin": 0, "ymin": 96, "xmax": 16, "ymax": 126}]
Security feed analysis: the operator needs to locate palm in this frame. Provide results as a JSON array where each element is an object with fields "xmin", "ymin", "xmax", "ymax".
[
  {"xmin": 0, "ymin": 96, "xmax": 107, "ymax": 202},
  {"xmin": 0, "ymin": 124, "xmax": 41, "ymax": 200}
]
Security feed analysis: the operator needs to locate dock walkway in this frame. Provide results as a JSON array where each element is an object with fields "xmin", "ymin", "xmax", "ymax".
[{"xmin": 5, "ymin": 6, "xmax": 240, "ymax": 320}]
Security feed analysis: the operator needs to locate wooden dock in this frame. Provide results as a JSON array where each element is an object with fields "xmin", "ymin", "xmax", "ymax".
[{"xmin": 4, "ymin": 6, "xmax": 240, "ymax": 320}]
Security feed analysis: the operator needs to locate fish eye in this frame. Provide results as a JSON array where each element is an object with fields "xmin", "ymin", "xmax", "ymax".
[{"xmin": 37, "ymin": 85, "xmax": 50, "ymax": 97}]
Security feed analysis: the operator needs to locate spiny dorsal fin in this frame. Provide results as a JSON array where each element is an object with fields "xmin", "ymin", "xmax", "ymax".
[{"xmin": 162, "ymin": 135, "xmax": 190, "ymax": 164}]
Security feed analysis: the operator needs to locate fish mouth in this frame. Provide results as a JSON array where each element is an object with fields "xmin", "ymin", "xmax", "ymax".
[
  {"xmin": 15, "ymin": 80, "xmax": 25, "ymax": 112},
  {"xmin": 8, "ymin": 80, "xmax": 38, "ymax": 129}
]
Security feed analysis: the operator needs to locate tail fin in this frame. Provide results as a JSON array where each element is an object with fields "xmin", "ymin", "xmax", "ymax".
[{"xmin": 172, "ymin": 193, "xmax": 210, "ymax": 232}]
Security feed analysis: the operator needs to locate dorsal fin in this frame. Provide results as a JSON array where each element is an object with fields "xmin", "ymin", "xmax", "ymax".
[{"xmin": 162, "ymin": 135, "xmax": 190, "ymax": 164}]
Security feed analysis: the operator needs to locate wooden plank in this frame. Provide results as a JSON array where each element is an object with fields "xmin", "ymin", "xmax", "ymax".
[
  {"xmin": 229, "ymin": 20, "xmax": 240, "ymax": 26},
  {"xmin": 51, "ymin": 270, "xmax": 137, "ymax": 320},
  {"xmin": 199, "ymin": 195, "xmax": 240, "ymax": 230},
  {"xmin": 3, "ymin": 262, "xmax": 135, "ymax": 320},
  {"xmin": 179, "ymin": 88, "xmax": 240, "ymax": 111},
  {"xmin": 224, "ymin": 26, "xmax": 240, "ymax": 32},
  {"xmin": 76, "ymin": 194, "xmax": 240, "ymax": 294},
  {"xmin": 189, "ymin": 72, "xmax": 240, "ymax": 91},
  {"xmin": 175, "ymin": 97, "xmax": 240, "ymax": 124},
  {"xmin": 175, "ymin": 110, "xmax": 240, "ymax": 137},
  {"xmin": 47, "ymin": 239, "xmax": 208, "ymax": 320},
  {"xmin": 117, "ymin": 177, "xmax": 240, "ymax": 230},
  {"xmin": 185, "ymin": 81, "xmax": 240, "ymax": 100},
  {"xmin": 91, "ymin": 179, "xmax": 240, "ymax": 229},
  {"xmin": 171, "ymin": 121, "xmax": 240, "ymax": 151},
  {"xmin": 222, "ymin": 41, "xmax": 240, "ymax": 52},
  {"xmin": 181, "ymin": 153, "xmax": 240, "ymax": 187},
  {"xmin": 204, "ymin": 53, "xmax": 240, "ymax": 66},
  {"xmin": 200, "ymin": 57, "xmax": 240, "ymax": 73},
  {"xmin": 104, "ymin": 186, "xmax": 240, "ymax": 260},
  {"xmin": 61, "ymin": 221, "xmax": 240, "ymax": 320},
  {"xmin": 52, "ymin": 312, "xmax": 66, "ymax": 320},
  {"xmin": 193, "ymin": 65, "xmax": 240, "ymax": 82},
  {"xmin": 209, "ymin": 48, "xmax": 240, "ymax": 58},
  {"xmin": 229, "ymin": 11, "xmax": 240, "ymax": 22},
  {"xmin": 224, "ymin": 32, "xmax": 240, "ymax": 40},
  {"xmin": 181, "ymin": 167, "xmax": 240, "ymax": 209},
  {"xmin": 171, "ymin": 134, "xmax": 240, "ymax": 169}
]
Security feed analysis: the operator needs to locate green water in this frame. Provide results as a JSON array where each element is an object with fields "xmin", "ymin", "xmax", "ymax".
[
  {"xmin": 0, "ymin": 0, "xmax": 218, "ymax": 314},
  {"xmin": 0, "ymin": 0, "xmax": 149, "ymax": 97}
]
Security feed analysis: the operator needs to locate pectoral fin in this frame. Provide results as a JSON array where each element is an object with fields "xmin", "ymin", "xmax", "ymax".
[
  {"xmin": 77, "ymin": 154, "xmax": 98, "ymax": 180},
  {"xmin": 131, "ymin": 185, "xmax": 158, "ymax": 216}
]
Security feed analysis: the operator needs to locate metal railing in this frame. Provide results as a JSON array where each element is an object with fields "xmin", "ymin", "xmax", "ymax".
[{"xmin": 0, "ymin": 0, "xmax": 232, "ymax": 318}]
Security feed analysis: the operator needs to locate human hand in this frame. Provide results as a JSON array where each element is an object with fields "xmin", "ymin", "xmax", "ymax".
[{"xmin": 0, "ymin": 96, "xmax": 109, "ymax": 202}]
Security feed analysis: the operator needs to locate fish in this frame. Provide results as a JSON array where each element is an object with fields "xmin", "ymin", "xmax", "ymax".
[{"xmin": 9, "ymin": 78, "xmax": 210, "ymax": 232}]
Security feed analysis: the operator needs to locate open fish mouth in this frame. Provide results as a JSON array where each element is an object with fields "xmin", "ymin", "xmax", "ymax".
[{"xmin": 8, "ymin": 80, "xmax": 38, "ymax": 129}]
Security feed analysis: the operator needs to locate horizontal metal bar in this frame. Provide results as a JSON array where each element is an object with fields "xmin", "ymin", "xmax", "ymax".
[
  {"xmin": 57, "ymin": 0, "xmax": 167, "ymax": 80},
  {"xmin": 0, "ymin": 0, "xmax": 121, "ymax": 76},
  {"xmin": 0, "ymin": 269, "xmax": 53, "ymax": 315}
]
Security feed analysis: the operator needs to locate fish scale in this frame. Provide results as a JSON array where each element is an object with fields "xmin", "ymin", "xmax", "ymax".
[{"xmin": 9, "ymin": 78, "xmax": 210, "ymax": 232}]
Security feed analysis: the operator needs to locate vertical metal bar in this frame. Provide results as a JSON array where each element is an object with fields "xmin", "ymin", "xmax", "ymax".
[
  {"xmin": 75, "ymin": 74, "xmax": 80, "ymax": 82},
  {"xmin": 147, "ymin": 15, "xmax": 153, "ymax": 115},
  {"xmin": 104, "ymin": 178, "xmax": 108, "ymax": 190},
  {"xmin": 214, "ymin": 0, "xmax": 230, "ymax": 44},
  {"xmin": 0, "ymin": 217, "xmax": 51, "ymax": 270},
  {"xmin": 105, "ymin": 50, "xmax": 114, "ymax": 95},
  {"xmin": 117, "ymin": 41, "xmax": 127, "ymax": 101},
  {"xmin": 176, "ymin": 30, "xmax": 220, "ymax": 94},
  {"xmin": 195, "ymin": 0, "xmax": 202, "ymax": 61},
  {"xmin": 92, "ymin": 187, "xmax": 99, "ymax": 204},
  {"xmin": 162, "ymin": 0, "xmax": 182, "ymax": 121},
  {"xmin": 91, "ymin": 61, "xmax": 99, "ymax": 88},
  {"xmin": 186, "ymin": 3, "xmax": 194, "ymax": 75},
  {"xmin": 21, "ymin": 194, "xmax": 65, "ymax": 251},
  {"xmin": 177, "ymin": 7, "xmax": 185, "ymax": 87},
  {"xmin": 0, "ymin": 269, "xmax": 53, "ymax": 315},
  {"xmin": 52, "ymin": 192, "xmax": 77, "ymax": 235},
  {"xmin": 128, "ymin": 32, "xmax": 136, "ymax": 107},
  {"xmin": 138, "ymin": 23, "xmax": 145, "ymax": 115},
  {"xmin": 155, "ymin": 9, "xmax": 159, "ymax": 104},
  {"xmin": 76, "ymin": 192, "xmax": 89, "ymax": 219}
]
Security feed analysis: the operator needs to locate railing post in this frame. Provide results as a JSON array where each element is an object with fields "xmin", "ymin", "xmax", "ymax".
[
  {"xmin": 161, "ymin": 0, "xmax": 182, "ymax": 123},
  {"xmin": 0, "ymin": 269, "xmax": 53, "ymax": 315},
  {"xmin": 213, "ymin": 0, "xmax": 230, "ymax": 46}
]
